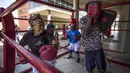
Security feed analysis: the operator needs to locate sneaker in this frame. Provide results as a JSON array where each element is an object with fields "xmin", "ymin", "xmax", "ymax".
[
  {"xmin": 67, "ymin": 55, "xmax": 72, "ymax": 59},
  {"xmin": 76, "ymin": 58, "xmax": 80, "ymax": 63}
]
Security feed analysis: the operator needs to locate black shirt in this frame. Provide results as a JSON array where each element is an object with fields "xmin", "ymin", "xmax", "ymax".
[{"xmin": 20, "ymin": 30, "xmax": 55, "ymax": 57}]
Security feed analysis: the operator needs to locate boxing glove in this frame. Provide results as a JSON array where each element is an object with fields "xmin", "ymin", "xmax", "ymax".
[
  {"xmin": 85, "ymin": 1, "xmax": 101, "ymax": 18},
  {"xmin": 74, "ymin": 35, "xmax": 79, "ymax": 40},
  {"xmin": 39, "ymin": 45, "xmax": 57, "ymax": 61}
]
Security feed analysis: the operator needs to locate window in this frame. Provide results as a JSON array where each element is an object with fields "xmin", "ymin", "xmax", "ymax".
[
  {"xmin": 20, "ymin": 8, "xmax": 26, "ymax": 13},
  {"xmin": 30, "ymin": 2, "xmax": 33, "ymax": 9},
  {"xmin": 29, "ymin": 2, "xmax": 43, "ymax": 9},
  {"xmin": 44, "ymin": 0, "xmax": 49, "ymax": 2},
  {"xmin": 56, "ymin": 0, "xmax": 61, "ymax": 2}
]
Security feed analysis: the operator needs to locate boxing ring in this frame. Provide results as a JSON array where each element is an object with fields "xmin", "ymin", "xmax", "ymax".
[{"xmin": 0, "ymin": 0, "xmax": 130, "ymax": 73}]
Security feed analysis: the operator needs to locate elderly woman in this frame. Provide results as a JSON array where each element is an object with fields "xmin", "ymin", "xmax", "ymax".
[{"xmin": 18, "ymin": 14, "xmax": 59, "ymax": 73}]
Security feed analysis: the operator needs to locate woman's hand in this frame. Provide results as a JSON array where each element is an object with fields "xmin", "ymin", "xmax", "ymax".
[
  {"xmin": 52, "ymin": 40, "xmax": 60, "ymax": 49},
  {"xmin": 18, "ymin": 56, "xmax": 28, "ymax": 64},
  {"xmin": 81, "ymin": 17, "xmax": 93, "ymax": 35}
]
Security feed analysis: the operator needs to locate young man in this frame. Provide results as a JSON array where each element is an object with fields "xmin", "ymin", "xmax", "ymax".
[
  {"xmin": 18, "ymin": 14, "xmax": 59, "ymax": 73},
  {"xmin": 46, "ymin": 22, "xmax": 59, "ymax": 41},
  {"xmin": 66, "ymin": 24, "xmax": 81, "ymax": 63},
  {"xmin": 80, "ymin": 16, "xmax": 106, "ymax": 73}
]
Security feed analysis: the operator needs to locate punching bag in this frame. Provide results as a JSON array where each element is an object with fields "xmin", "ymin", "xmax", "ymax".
[{"xmin": 99, "ymin": 9, "xmax": 117, "ymax": 34}]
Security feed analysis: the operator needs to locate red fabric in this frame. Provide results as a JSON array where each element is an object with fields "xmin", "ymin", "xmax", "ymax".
[
  {"xmin": 74, "ymin": 35, "xmax": 79, "ymax": 40},
  {"xmin": 39, "ymin": 45, "xmax": 57, "ymax": 61},
  {"xmin": 62, "ymin": 24, "xmax": 66, "ymax": 36},
  {"xmin": 106, "ymin": 26, "xmax": 111, "ymax": 37},
  {"xmin": 71, "ymin": 18, "xmax": 77, "ymax": 26}
]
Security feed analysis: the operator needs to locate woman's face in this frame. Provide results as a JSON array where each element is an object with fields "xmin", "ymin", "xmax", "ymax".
[
  {"xmin": 32, "ymin": 19, "xmax": 44, "ymax": 36},
  {"xmin": 70, "ymin": 26, "xmax": 75, "ymax": 30}
]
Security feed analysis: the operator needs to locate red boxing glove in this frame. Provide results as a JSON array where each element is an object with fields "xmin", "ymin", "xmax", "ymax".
[
  {"xmin": 86, "ymin": 1, "xmax": 101, "ymax": 18},
  {"xmin": 39, "ymin": 45, "xmax": 57, "ymax": 61},
  {"xmin": 85, "ymin": 1, "xmax": 101, "ymax": 25},
  {"xmin": 74, "ymin": 35, "xmax": 79, "ymax": 40}
]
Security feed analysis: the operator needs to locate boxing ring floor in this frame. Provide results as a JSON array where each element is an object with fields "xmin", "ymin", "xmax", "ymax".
[{"xmin": 0, "ymin": 33, "xmax": 130, "ymax": 73}]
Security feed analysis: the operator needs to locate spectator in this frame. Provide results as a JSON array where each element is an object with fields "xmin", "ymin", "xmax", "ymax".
[{"xmin": 46, "ymin": 22, "xmax": 59, "ymax": 41}]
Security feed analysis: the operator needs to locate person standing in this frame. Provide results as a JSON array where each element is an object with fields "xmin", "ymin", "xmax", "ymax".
[
  {"xmin": 80, "ymin": 15, "xmax": 106, "ymax": 73},
  {"xmin": 46, "ymin": 22, "xmax": 59, "ymax": 41},
  {"xmin": 66, "ymin": 23, "xmax": 81, "ymax": 63},
  {"xmin": 18, "ymin": 14, "xmax": 59, "ymax": 73}
]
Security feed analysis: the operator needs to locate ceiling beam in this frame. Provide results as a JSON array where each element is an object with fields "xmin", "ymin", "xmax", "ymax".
[{"xmin": 102, "ymin": 1, "xmax": 130, "ymax": 8}]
